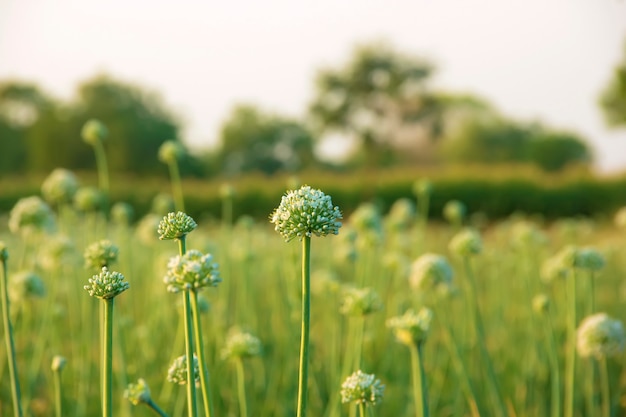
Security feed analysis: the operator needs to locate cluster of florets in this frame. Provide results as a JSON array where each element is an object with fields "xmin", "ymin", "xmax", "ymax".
[
  {"xmin": 386, "ymin": 198, "xmax": 415, "ymax": 230},
  {"xmin": 270, "ymin": 186, "xmax": 342, "ymax": 242},
  {"xmin": 9, "ymin": 196, "xmax": 56, "ymax": 236},
  {"xmin": 340, "ymin": 370, "xmax": 385, "ymax": 406},
  {"xmin": 541, "ymin": 245, "xmax": 605, "ymax": 283},
  {"xmin": 124, "ymin": 378, "xmax": 152, "ymax": 406},
  {"xmin": 158, "ymin": 212, "xmax": 198, "ymax": 240},
  {"xmin": 573, "ymin": 247, "xmax": 606, "ymax": 272},
  {"xmin": 350, "ymin": 203, "xmax": 383, "ymax": 243},
  {"xmin": 449, "ymin": 228, "xmax": 483, "ymax": 257},
  {"xmin": 164, "ymin": 249, "xmax": 221, "ymax": 293},
  {"xmin": 84, "ymin": 267, "xmax": 129, "ymax": 299},
  {"xmin": 41, "ymin": 168, "xmax": 79, "ymax": 206},
  {"xmin": 577, "ymin": 313, "xmax": 626, "ymax": 359},
  {"xmin": 409, "ymin": 253, "xmax": 454, "ymax": 292},
  {"xmin": 84, "ymin": 240, "xmax": 119, "ymax": 270},
  {"xmin": 220, "ymin": 328, "xmax": 262, "ymax": 360},
  {"xmin": 340, "ymin": 286, "xmax": 383, "ymax": 317},
  {"xmin": 158, "ymin": 140, "xmax": 185, "ymax": 165},
  {"xmin": 386, "ymin": 308, "xmax": 433, "ymax": 347},
  {"xmin": 167, "ymin": 354, "xmax": 200, "ymax": 385}
]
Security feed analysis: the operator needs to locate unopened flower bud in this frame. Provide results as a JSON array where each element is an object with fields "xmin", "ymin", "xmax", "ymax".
[
  {"xmin": 84, "ymin": 240, "xmax": 118, "ymax": 270},
  {"xmin": 124, "ymin": 378, "xmax": 152, "ymax": 406},
  {"xmin": 449, "ymin": 228, "xmax": 482, "ymax": 257},
  {"xmin": 221, "ymin": 328, "xmax": 262, "ymax": 360},
  {"xmin": 81, "ymin": 119, "xmax": 108, "ymax": 145},
  {"xmin": 84, "ymin": 267, "xmax": 129, "ymax": 299},
  {"xmin": 158, "ymin": 140, "xmax": 185, "ymax": 165},
  {"xmin": 340, "ymin": 286, "xmax": 383, "ymax": 316},
  {"xmin": 409, "ymin": 253, "xmax": 454, "ymax": 292},
  {"xmin": 51, "ymin": 355, "xmax": 67, "ymax": 372},
  {"xmin": 158, "ymin": 212, "xmax": 197, "ymax": 240}
]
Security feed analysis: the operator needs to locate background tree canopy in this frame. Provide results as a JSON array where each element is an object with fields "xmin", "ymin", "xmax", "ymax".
[{"xmin": 599, "ymin": 39, "xmax": 626, "ymax": 128}]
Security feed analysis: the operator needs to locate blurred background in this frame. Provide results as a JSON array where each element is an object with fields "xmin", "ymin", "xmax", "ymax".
[{"xmin": 1, "ymin": 0, "xmax": 626, "ymax": 176}]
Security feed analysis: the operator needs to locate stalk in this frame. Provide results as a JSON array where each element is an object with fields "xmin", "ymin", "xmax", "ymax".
[
  {"xmin": 146, "ymin": 399, "xmax": 171, "ymax": 417},
  {"xmin": 564, "ymin": 270, "xmax": 577, "ymax": 417},
  {"xmin": 53, "ymin": 367, "xmax": 63, "ymax": 417},
  {"xmin": 182, "ymin": 291, "xmax": 198, "ymax": 417},
  {"xmin": 0, "ymin": 252, "xmax": 23, "ymax": 417},
  {"xmin": 235, "ymin": 357, "xmax": 248, "ymax": 417},
  {"xmin": 409, "ymin": 343, "xmax": 429, "ymax": 417},
  {"xmin": 543, "ymin": 310, "xmax": 561, "ymax": 417},
  {"xmin": 168, "ymin": 160, "xmax": 185, "ymax": 213},
  {"xmin": 190, "ymin": 290, "xmax": 214, "ymax": 417},
  {"xmin": 93, "ymin": 139, "xmax": 110, "ymax": 195},
  {"xmin": 599, "ymin": 357, "xmax": 610, "ymax": 417},
  {"xmin": 296, "ymin": 236, "xmax": 312, "ymax": 417},
  {"xmin": 102, "ymin": 299, "xmax": 114, "ymax": 417},
  {"xmin": 358, "ymin": 403, "xmax": 366, "ymax": 417}
]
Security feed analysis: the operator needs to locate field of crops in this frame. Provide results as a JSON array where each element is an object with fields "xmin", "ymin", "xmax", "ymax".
[{"xmin": 1, "ymin": 163, "xmax": 626, "ymax": 417}]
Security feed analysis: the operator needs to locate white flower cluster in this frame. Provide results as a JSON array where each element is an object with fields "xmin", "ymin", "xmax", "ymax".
[
  {"xmin": 340, "ymin": 286, "xmax": 383, "ymax": 317},
  {"xmin": 387, "ymin": 308, "xmax": 433, "ymax": 347},
  {"xmin": 9, "ymin": 196, "xmax": 56, "ymax": 235},
  {"xmin": 340, "ymin": 370, "xmax": 385, "ymax": 406},
  {"xmin": 158, "ymin": 212, "xmax": 198, "ymax": 240},
  {"xmin": 84, "ymin": 239, "xmax": 119, "ymax": 270},
  {"xmin": 164, "ymin": 249, "xmax": 221, "ymax": 293},
  {"xmin": 541, "ymin": 245, "xmax": 605, "ymax": 283},
  {"xmin": 220, "ymin": 328, "xmax": 262, "ymax": 360},
  {"xmin": 409, "ymin": 253, "xmax": 454, "ymax": 292},
  {"xmin": 270, "ymin": 186, "xmax": 342, "ymax": 242},
  {"xmin": 84, "ymin": 267, "xmax": 130, "ymax": 299},
  {"xmin": 41, "ymin": 168, "xmax": 79, "ymax": 206},
  {"xmin": 449, "ymin": 228, "xmax": 483, "ymax": 257},
  {"xmin": 167, "ymin": 354, "xmax": 200, "ymax": 385},
  {"xmin": 577, "ymin": 313, "xmax": 626, "ymax": 359}
]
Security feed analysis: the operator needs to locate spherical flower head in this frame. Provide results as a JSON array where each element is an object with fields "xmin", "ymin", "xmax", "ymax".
[
  {"xmin": 136, "ymin": 214, "xmax": 162, "ymax": 245},
  {"xmin": 449, "ymin": 228, "xmax": 483, "ymax": 257},
  {"xmin": 443, "ymin": 200, "xmax": 466, "ymax": 224},
  {"xmin": 84, "ymin": 240, "xmax": 119, "ymax": 270},
  {"xmin": 41, "ymin": 168, "xmax": 79, "ymax": 206},
  {"xmin": 74, "ymin": 186, "xmax": 105, "ymax": 213},
  {"xmin": 111, "ymin": 202, "xmax": 134, "ymax": 225},
  {"xmin": 158, "ymin": 211, "xmax": 197, "ymax": 240},
  {"xmin": 9, "ymin": 270, "xmax": 46, "ymax": 301},
  {"xmin": 386, "ymin": 198, "xmax": 415, "ymax": 230},
  {"xmin": 340, "ymin": 370, "xmax": 385, "ymax": 406},
  {"xmin": 51, "ymin": 355, "xmax": 67, "ymax": 372},
  {"xmin": 409, "ymin": 253, "xmax": 454, "ymax": 292},
  {"xmin": 540, "ymin": 253, "xmax": 572, "ymax": 284},
  {"xmin": 167, "ymin": 354, "xmax": 200, "ymax": 385},
  {"xmin": 270, "ymin": 185, "xmax": 342, "ymax": 242},
  {"xmin": 220, "ymin": 183, "xmax": 235, "ymax": 199},
  {"xmin": 9, "ymin": 196, "xmax": 56, "ymax": 236},
  {"xmin": 412, "ymin": 178, "xmax": 433, "ymax": 197},
  {"xmin": 577, "ymin": 313, "xmax": 626, "ymax": 359},
  {"xmin": 158, "ymin": 140, "xmax": 185, "ymax": 165},
  {"xmin": 510, "ymin": 220, "xmax": 547, "ymax": 249},
  {"xmin": 532, "ymin": 294, "xmax": 550, "ymax": 315},
  {"xmin": 81, "ymin": 119, "xmax": 108, "ymax": 145},
  {"xmin": 221, "ymin": 328, "xmax": 262, "ymax": 360},
  {"xmin": 164, "ymin": 249, "xmax": 221, "ymax": 293},
  {"xmin": 387, "ymin": 307, "xmax": 433, "ymax": 346},
  {"xmin": 124, "ymin": 378, "xmax": 152, "ymax": 406},
  {"xmin": 350, "ymin": 203, "xmax": 382, "ymax": 234},
  {"xmin": 574, "ymin": 247, "xmax": 606, "ymax": 272},
  {"xmin": 340, "ymin": 286, "xmax": 383, "ymax": 316},
  {"xmin": 84, "ymin": 267, "xmax": 130, "ymax": 299}
]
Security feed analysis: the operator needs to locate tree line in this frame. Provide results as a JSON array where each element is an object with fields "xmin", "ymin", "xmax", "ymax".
[{"xmin": 2, "ymin": 40, "xmax": 624, "ymax": 177}]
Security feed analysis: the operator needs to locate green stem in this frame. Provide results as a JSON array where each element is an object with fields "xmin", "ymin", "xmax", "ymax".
[
  {"xmin": 53, "ymin": 368, "xmax": 63, "ymax": 417},
  {"xmin": 178, "ymin": 236, "xmax": 187, "ymax": 256},
  {"xmin": 102, "ymin": 299, "xmax": 114, "ymax": 417},
  {"xmin": 93, "ymin": 139, "xmax": 110, "ymax": 195},
  {"xmin": 599, "ymin": 357, "xmax": 610, "ymax": 417},
  {"xmin": 1, "ymin": 257, "xmax": 23, "ymax": 417},
  {"xmin": 296, "ymin": 236, "xmax": 312, "ymax": 417},
  {"xmin": 544, "ymin": 313, "xmax": 561, "ymax": 417},
  {"xmin": 564, "ymin": 270, "xmax": 577, "ymax": 417},
  {"xmin": 146, "ymin": 399, "xmax": 171, "ymax": 417},
  {"xmin": 463, "ymin": 256, "xmax": 507, "ymax": 417},
  {"xmin": 168, "ymin": 161, "xmax": 185, "ymax": 212},
  {"xmin": 235, "ymin": 357, "xmax": 248, "ymax": 417},
  {"xmin": 410, "ymin": 343, "xmax": 429, "ymax": 417},
  {"xmin": 190, "ymin": 290, "xmax": 214, "ymax": 417},
  {"xmin": 182, "ymin": 291, "xmax": 198, "ymax": 417},
  {"xmin": 358, "ymin": 403, "xmax": 366, "ymax": 417}
]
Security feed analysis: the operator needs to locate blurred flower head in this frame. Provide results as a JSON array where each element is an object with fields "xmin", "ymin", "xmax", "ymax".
[
  {"xmin": 340, "ymin": 286, "xmax": 383, "ymax": 316},
  {"xmin": 443, "ymin": 200, "xmax": 466, "ymax": 225},
  {"xmin": 81, "ymin": 119, "xmax": 108, "ymax": 145},
  {"xmin": 164, "ymin": 249, "xmax": 221, "ymax": 293},
  {"xmin": 167, "ymin": 354, "xmax": 199, "ymax": 385},
  {"xmin": 84, "ymin": 239, "xmax": 119, "ymax": 270},
  {"xmin": 386, "ymin": 198, "xmax": 415, "ymax": 230},
  {"xmin": 270, "ymin": 185, "xmax": 342, "ymax": 242},
  {"xmin": 111, "ymin": 202, "xmax": 134, "ymax": 226},
  {"xmin": 449, "ymin": 228, "xmax": 483, "ymax": 257},
  {"xmin": 51, "ymin": 355, "xmax": 67, "ymax": 372},
  {"xmin": 577, "ymin": 313, "xmax": 625, "ymax": 359},
  {"xmin": 340, "ymin": 370, "xmax": 385, "ymax": 406},
  {"xmin": 158, "ymin": 140, "xmax": 185, "ymax": 165},
  {"xmin": 152, "ymin": 193, "xmax": 176, "ymax": 215},
  {"xmin": 124, "ymin": 378, "xmax": 152, "ymax": 406},
  {"xmin": 9, "ymin": 196, "xmax": 56, "ymax": 236},
  {"xmin": 9, "ymin": 270, "xmax": 46, "ymax": 302},
  {"xmin": 220, "ymin": 327, "xmax": 262, "ymax": 360},
  {"xmin": 409, "ymin": 253, "xmax": 454, "ymax": 292},
  {"xmin": 387, "ymin": 307, "xmax": 433, "ymax": 347},
  {"xmin": 41, "ymin": 168, "xmax": 79, "ymax": 206},
  {"xmin": 74, "ymin": 186, "xmax": 105, "ymax": 213}
]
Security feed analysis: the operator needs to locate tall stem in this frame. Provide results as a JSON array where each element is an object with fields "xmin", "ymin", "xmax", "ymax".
[
  {"xmin": 544, "ymin": 312, "xmax": 561, "ymax": 417},
  {"xmin": 0, "ymin": 256, "xmax": 23, "ymax": 417},
  {"xmin": 296, "ymin": 236, "xmax": 312, "ymax": 417},
  {"xmin": 564, "ymin": 270, "xmax": 577, "ymax": 417},
  {"xmin": 358, "ymin": 403, "xmax": 366, "ymax": 417},
  {"xmin": 599, "ymin": 357, "xmax": 611, "ymax": 417},
  {"xmin": 53, "ymin": 368, "xmax": 63, "ymax": 417},
  {"xmin": 168, "ymin": 161, "xmax": 185, "ymax": 213},
  {"xmin": 102, "ymin": 299, "xmax": 114, "ymax": 417},
  {"xmin": 182, "ymin": 291, "xmax": 198, "ymax": 417},
  {"xmin": 93, "ymin": 139, "xmax": 110, "ymax": 195},
  {"xmin": 190, "ymin": 291, "xmax": 213, "ymax": 417},
  {"xmin": 146, "ymin": 399, "xmax": 171, "ymax": 417},
  {"xmin": 410, "ymin": 343, "xmax": 429, "ymax": 417},
  {"xmin": 235, "ymin": 357, "xmax": 248, "ymax": 417}
]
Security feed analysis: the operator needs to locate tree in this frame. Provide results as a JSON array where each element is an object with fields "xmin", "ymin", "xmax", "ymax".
[
  {"xmin": 599, "ymin": 40, "xmax": 626, "ymax": 128},
  {"xmin": 527, "ymin": 131, "xmax": 591, "ymax": 172},
  {"xmin": 308, "ymin": 42, "xmax": 446, "ymax": 166},
  {"xmin": 216, "ymin": 104, "xmax": 316, "ymax": 175}
]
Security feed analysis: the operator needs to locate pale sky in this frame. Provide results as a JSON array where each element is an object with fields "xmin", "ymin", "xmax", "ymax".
[{"xmin": 1, "ymin": 0, "xmax": 626, "ymax": 172}]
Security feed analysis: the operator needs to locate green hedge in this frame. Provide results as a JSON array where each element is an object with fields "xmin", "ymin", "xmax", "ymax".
[{"xmin": 2, "ymin": 166, "xmax": 626, "ymax": 223}]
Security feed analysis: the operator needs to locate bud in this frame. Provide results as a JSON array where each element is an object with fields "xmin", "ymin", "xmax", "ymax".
[
  {"xmin": 532, "ymin": 294, "xmax": 550, "ymax": 315},
  {"xmin": 84, "ymin": 267, "xmax": 129, "ymax": 299},
  {"xmin": 74, "ymin": 186, "xmax": 105, "ymax": 213},
  {"xmin": 111, "ymin": 202, "xmax": 134, "ymax": 225},
  {"xmin": 41, "ymin": 168, "xmax": 79, "ymax": 206},
  {"xmin": 10, "ymin": 270, "xmax": 46, "ymax": 301},
  {"xmin": 9, "ymin": 196, "xmax": 56, "ymax": 235},
  {"xmin": 158, "ymin": 212, "xmax": 197, "ymax": 240},
  {"xmin": 409, "ymin": 253, "xmax": 454, "ymax": 292},
  {"xmin": 449, "ymin": 228, "xmax": 482, "ymax": 257},
  {"xmin": 158, "ymin": 140, "xmax": 185, "ymax": 165},
  {"xmin": 81, "ymin": 119, "xmax": 108, "ymax": 145},
  {"xmin": 220, "ymin": 183, "xmax": 235, "ymax": 200},
  {"xmin": 412, "ymin": 179, "xmax": 432, "ymax": 197},
  {"xmin": 124, "ymin": 378, "xmax": 152, "ymax": 406},
  {"xmin": 84, "ymin": 240, "xmax": 119, "ymax": 270},
  {"xmin": 221, "ymin": 327, "xmax": 262, "ymax": 360},
  {"xmin": 340, "ymin": 286, "xmax": 383, "ymax": 316},
  {"xmin": 386, "ymin": 198, "xmax": 415, "ymax": 230},
  {"xmin": 51, "ymin": 355, "xmax": 67, "ymax": 372},
  {"xmin": 443, "ymin": 200, "xmax": 466, "ymax": 225},
  {"xmin": 387, "ymin": 308, "xmax": 433, "ymax": 347},
  {"xmin": 152, "ymin": 193, "xmax": 176, "ymax": 215}
]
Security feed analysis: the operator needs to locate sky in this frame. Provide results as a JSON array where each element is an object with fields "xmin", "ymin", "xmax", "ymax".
[{"xmin": 1, "ymin": 0, "xmax": 626, "ymax": 172}]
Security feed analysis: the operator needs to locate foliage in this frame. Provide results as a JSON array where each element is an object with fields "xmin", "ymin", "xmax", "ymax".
[
  {"xmin": 216, "ymin": 104, "xmax": 316, "ymax": 175},
  {"xmin": 599, "ymin": 39, "xmax": 626, "ymax": 127}
]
